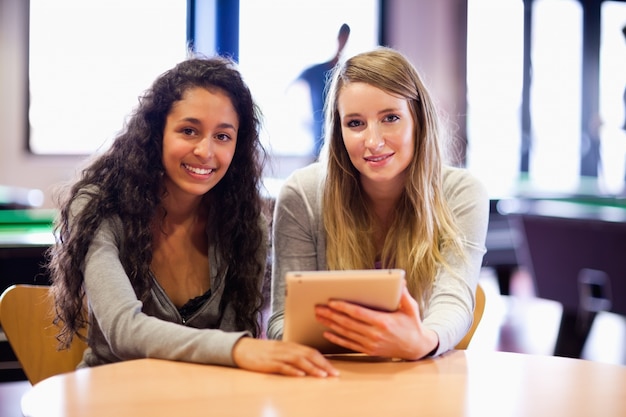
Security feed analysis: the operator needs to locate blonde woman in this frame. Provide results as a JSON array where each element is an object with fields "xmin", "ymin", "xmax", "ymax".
[{"xmin": 268, "ymin": 47, "xmax": 489, "ymax": 360}]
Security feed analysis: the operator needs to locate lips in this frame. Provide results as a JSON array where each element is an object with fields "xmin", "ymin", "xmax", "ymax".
[{"xmin": 364, "ymin": 153, "xmax": 393, "ymax": 163}]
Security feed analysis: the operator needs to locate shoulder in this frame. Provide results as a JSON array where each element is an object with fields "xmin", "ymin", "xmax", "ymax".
[
  {"xmin": 442, "ymin": 165, "xmax": 488, "ymax": 201},
  {"xmin": 278, "ymin": 162, "xmax": 325, "ymax": 201},
  {"xmin": 67, "ymin": 186, "xmax": 124, "ymax": 234},
  {"xmin": 273, "ymin": 163, "xmax": 325, "ymax": 223},
  {"xmin": 441, "ymin": 166, "xmax": 490, "ymax": 222},
  {"xmin": 67, "ymin": 185, "xmax": 99, "ymax": 220},
  {"xmin": 289, "ymin": 161, "xmax": 325, "ymax": 181}
]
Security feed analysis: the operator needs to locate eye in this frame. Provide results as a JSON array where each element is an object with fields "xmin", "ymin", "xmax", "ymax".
[
  {"xmin": 182, "ymin": 127, "xmax": 197, "ymax": 136},
  {"xmin": 383, "ymin": 114, "xmax": 400, "ymax": 123},
  {"xmin": 215, "ymin": 133, "xmax": 232, "ymax": 142},
  {"xmin": 346, "ymin": 119, "xmax": 363, "ymax": 128}
]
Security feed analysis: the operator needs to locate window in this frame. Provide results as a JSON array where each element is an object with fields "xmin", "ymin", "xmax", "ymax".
[
  {"xmin": 238, "ymin": 0, "xmax": 380, "ymax": 169},
  {"xmin": 28, "ymin": 0, "xmax": 188, "ymax": 155},
  {"xmin": 466, "ymin": 0, "xmax": 524, "ymax": 196},
  {"xmin": 467, "ymin": 0, "xmax": 626, "ymax": 197},
  {"xmin": 530, "ymin": 0, "xmax": 582, "ymax": 191},
  {"xmin": 599, "ymin": 1, "xmax": 626, "ymax": 192}
]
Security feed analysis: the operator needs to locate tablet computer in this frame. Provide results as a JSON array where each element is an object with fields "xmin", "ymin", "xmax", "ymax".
[{"xmin": 282, "ymin": 268, "xmax": 405, "ymax": 354}]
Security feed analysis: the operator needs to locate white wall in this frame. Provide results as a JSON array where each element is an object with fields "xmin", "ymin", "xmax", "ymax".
[
  {"xmin": 0, "ymin": 0, "xmax": 466, "ymax": 208},
  {"xmin": 385, "ymin": 0, "xmax": 468, "ymax": 163},
  {"xmin": 0, "ymin": 0, "xmax": 87, "ymax": 208}
]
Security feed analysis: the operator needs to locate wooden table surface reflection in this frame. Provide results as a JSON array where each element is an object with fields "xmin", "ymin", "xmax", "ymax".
[{"xmin": 21, "ymin": 350, "xmax": 626, "ymax": 417}]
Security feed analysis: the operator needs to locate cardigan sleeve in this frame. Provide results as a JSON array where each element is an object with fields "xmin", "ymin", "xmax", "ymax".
[
  {"xmin": 267, "ymin": 164, "xmax": 325, "ymax": 340},
  {"xmin": 422, "ymin": 167, "xmax": 489, "ymax": 356}
]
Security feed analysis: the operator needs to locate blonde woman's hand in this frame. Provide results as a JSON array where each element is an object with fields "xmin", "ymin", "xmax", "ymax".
[
  {"xmin": 314, "ymin": 285, "xmax": 438, "ymax": 360},
  {"xmin": 232, "ymin": 337, "xmax": 340, "ymax": 377}
]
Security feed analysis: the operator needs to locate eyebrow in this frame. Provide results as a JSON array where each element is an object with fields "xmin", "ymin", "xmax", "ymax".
[
  {"xmin": 343, "ymin": 108, "xmax": 401, "ymax": 119},
  {"xmin": 178, "ymin": 117, "xmax": 237, "ymax": 131},
  {"xmin": 178, "ymin": 117, "xmax": 202, "ymax": 125}
]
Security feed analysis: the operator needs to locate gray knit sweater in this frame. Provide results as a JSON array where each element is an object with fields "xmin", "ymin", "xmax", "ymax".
[{"xmin": 76, "ymin": 207, "xmax": 267, "ymax": 368}]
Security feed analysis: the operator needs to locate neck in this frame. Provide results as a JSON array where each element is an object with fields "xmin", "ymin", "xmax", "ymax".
[
  {"xmin": 362, "ymin": 181, "xmax": 404, "ymax": 219},
  {"xmin": 156, "ymin": 193, "xmax": 207, "ymax": 233}
]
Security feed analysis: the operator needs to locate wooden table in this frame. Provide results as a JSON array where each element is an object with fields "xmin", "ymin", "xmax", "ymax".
[{"xmin": 21, "ymin": 350, "xmax": 626, "ymax": 417}]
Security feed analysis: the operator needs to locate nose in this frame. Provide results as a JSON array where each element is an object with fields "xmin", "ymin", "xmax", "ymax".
[
  {"xmin": 365, "ymin": 125, "xmax": 385, "ymax": 151},
  {"xmin": 193, "ymin": 137, "xmax": 213, "ymax": 160}
]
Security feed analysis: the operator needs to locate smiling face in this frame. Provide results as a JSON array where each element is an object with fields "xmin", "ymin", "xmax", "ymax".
[
  {"xmin": 161, "ymin": 87, "xmax": 238, "ymax": 204},
  {"xmin": 337, "ymin": 82, "xmax": 415, "ymax": 194}
]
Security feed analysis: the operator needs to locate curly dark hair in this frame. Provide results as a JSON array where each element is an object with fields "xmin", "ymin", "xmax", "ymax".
[{"xmin": 47, "ymin": 55, "xmax": 268, "ymax": 348}]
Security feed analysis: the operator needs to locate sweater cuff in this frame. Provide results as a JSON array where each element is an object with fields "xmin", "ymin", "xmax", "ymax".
[{"xmin": 220, "ymin": 331, "xmax": 251, "ymax": 367}]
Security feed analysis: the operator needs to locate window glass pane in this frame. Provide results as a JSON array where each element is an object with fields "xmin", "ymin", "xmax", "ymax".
[
  {"xmin": 599, "ymin": 1, "xmax": 626, "ymax": 193},
  {"xmin": 466, "ymin": 0, "xmax": 524, "ymax": 197},
  {"xmin": 530, "ymin": 0, "xmax": 582, "ymax": 191},
  {"xmin": 28, "ymin": 0, "xmax": 188, "ymax": 155},
  {"xmin": 238, "ymin": 0, "xmax": 380, "ymax": 176}
]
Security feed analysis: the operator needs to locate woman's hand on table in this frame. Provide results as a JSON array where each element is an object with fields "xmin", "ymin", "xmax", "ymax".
[{"xmin": 232, "ymin": 337, "xmax": 340, "ymax": 377}]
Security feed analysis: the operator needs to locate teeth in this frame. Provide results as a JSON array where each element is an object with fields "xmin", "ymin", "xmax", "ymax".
[
  {"xmin": 368, "ymin": 155, "xmax": 386, "ymax": 162},
  {"xmin": 184, "ymin": 164, "xmax": 213, "ymax": 175}
]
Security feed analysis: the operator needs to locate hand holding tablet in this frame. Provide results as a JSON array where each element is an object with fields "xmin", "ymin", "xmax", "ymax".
[{"xmin": 282, "ymin": 269, "xmax": 405, "ymax": 354}]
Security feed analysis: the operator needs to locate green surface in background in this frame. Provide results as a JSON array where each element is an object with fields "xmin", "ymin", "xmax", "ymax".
[{"xmin": 0, "ymin": 210, "xmax": 56, "ymax": 233}]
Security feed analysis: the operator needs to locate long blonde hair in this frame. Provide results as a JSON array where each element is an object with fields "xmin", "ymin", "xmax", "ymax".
[{"xmin": 322, "ymin": 47, "xmax": 465, "ymax": 310}]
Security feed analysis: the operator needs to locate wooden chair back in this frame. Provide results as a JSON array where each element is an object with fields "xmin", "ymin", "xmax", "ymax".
[
  {"xmin": 454, "ymin": 283, "xmax": 486, "ymax": 350},
  {"xmin": 0, "ymin": 284, "xmax": 87, "ymax": 385}
]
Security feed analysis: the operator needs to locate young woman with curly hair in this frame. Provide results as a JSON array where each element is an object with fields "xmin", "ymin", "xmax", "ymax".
[
  {"xmin": 47, "ymin": 55, "xmax": 337, "ymax": 377},
  {"xmin": 268, "ymin": 47, "xmax": 489, "ymax": 360}
]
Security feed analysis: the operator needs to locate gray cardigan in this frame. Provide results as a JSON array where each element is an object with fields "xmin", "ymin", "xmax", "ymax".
[
  {"xmin": 267, "ymin": 162, "xmax": 489, "ymax": 357},
  {"xmin": 77, "ymin": 207, "xmax": 267, "ymax": 368}
]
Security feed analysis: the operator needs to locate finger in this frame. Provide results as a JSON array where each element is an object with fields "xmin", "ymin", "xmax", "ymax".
[
  {"xmin": 398, "ymin": 286, "xmax": 420, "ymax": 318},
  {"xmin": 324, "ymin": 300, "xmax": 377, "ymax": 323},
  {"xmin": 316, "ymin": 306, "xmax": 372, "ymax": 339},
  {"xmin": 283, "ymin": 349, "xmax": 340, "ymax": 377},
  {"xmin": 279, "ymin": 342, "xmax": 340, "ymax": 376},
  {"xmin": 322, "ymin": 330, "xmax": 364, "ymax": 353},
  {"xmin": 317, "ymin": 311, "xmax": 377, "ymax": 353},
  {"xmin": 304, "ymin": 353, "xmax": 341, "ymax": 377},
  {"xmin": 271, "ymin": 362, "xmax": 307, "ymax": 377}
]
